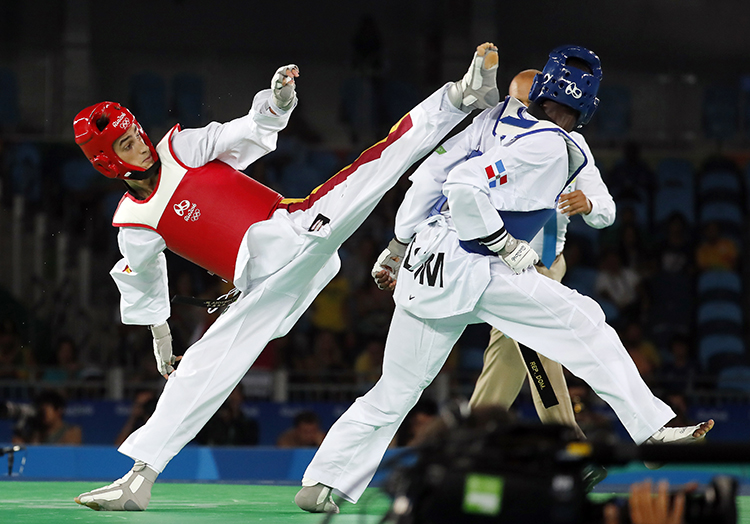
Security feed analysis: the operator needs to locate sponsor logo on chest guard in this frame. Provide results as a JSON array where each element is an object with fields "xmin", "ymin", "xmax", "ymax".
[{"xmin": 173, "ymin": 199, "xmax": 201, "ymax": 222}]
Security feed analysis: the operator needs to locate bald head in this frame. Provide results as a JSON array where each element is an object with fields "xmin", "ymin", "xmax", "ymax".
[{"xmin": 508, "ymin": 69, "xmax": 541, "ymax": 106}]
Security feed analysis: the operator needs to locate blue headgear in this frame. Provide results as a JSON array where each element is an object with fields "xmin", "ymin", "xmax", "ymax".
[{"xmin": 528, "ymin": 45, "xmax": 602, "ymax": 128}]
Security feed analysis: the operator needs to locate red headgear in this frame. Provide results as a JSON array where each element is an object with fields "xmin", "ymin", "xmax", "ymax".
[{"xmin": 73, "ymin": 101, "xmax": 158, "ymax": 179}]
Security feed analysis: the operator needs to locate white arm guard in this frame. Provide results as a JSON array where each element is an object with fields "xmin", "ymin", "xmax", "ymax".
[
  {"xmin": 371, "ymin": 238, "xmax": 408, "ymax": 289},
  {"xmin": 150, "ymin": 322, "xmax": 175, "ymax": 377},
  {"xmin": 271, "ymin": 64, "xmax": 298, "ymax": 112},
  {"xmin": 481, "ymin": 228, "xmax": 539, "ymax": 274}
]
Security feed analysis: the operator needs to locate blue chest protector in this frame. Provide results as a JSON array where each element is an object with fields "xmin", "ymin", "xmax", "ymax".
[{"xmin": 431, "ymin": 97, "xmax": 587, "ymax": 257}]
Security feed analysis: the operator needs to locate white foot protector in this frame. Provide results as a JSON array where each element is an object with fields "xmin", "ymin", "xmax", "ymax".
[
  {"xmin": 295, "ymin": 481, "xmax": 340, "ymax": 514},
  {"xmin": 448, "ymin": 42, "xmax": 500, "ymax": 112},
  {"xmin": 75, "ymin": 461, "xmax": 158, "ymax": 511},
  {"xmin": 643, "ymin": 419, "xmax": 715, "ymax": 469}
]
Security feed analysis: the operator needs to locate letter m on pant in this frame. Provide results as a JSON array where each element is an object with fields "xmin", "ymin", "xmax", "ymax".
[{"xmin": 414, "ymin": 252, "xmax": 445, "ymax": 288}]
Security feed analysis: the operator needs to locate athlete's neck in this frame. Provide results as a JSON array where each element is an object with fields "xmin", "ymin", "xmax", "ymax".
[
  {"xmin": 528, "ymin": 100, "xmax": 577, "ymax": 132},
  {"xmin": 124, "ymin": 162, "xmax": 161, "ymax": 200}
]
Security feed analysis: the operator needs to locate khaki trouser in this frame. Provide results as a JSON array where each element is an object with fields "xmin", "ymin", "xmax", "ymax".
[{"xmin": 469, "ymin": 253, "xmax": 585, "ymax": 439}]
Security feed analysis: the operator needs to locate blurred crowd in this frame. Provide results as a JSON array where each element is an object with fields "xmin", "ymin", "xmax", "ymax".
[
  {"xmin": 1, "ymin": 133, "xmax": 746, "ymax": 447},
  {"xmin": 1, "ymin": 19, "xmax": 748, "ymax": 446}
]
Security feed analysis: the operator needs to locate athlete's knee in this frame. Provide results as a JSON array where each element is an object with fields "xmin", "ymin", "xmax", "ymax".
[
  {"xmin": 358, "ymin": 384, "xmax": 422, "ymax": 425},
  {"xmin": 569, "ymin": 294, "xmax": 608, "ymax": 331}
]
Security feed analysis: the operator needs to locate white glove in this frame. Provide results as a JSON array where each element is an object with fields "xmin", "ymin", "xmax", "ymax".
[
  {"xmin": 371, "ymin": 238, "xmax": 408, "ymax": 290},
  {"xmin": 271, "ymin": 64, "xmax": 299, "ymax": 112},
  {"xmin": 481, "ymin": 228, "xmax": 539, "ymax": 274},
  {"xmin": 150, "ymin": 322, "xmax": 175, "ymax": 377}
]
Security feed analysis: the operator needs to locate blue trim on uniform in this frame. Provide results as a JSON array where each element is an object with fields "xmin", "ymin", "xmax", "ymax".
[
  {"xmin": 541, "ymin": 216, "xmax": 557, "ymax": 268},
  {"xmin": 460, "ymin": 239, "xmax": 495, "ymax": 256},
  {"xmin": 498, "ymin": 115, "xmax": 536, "ymax": 129},
  {"xmin": 430, "ymin": 195, "xmax": 448, "ymax": 217},
  {"xmin": 504, "ymin": 128, "xmax": 588, "ymax": 196},
  {"xmin": 460, "ymin": 208, "xmax": 557, "ymax": 256},
  {"xmin": 498, "ymin": 208, "xmax": 556, "ymax": 242},
  {"xmin": 491, "ymin": 96, "xmax": 512, "ymax": 136}
]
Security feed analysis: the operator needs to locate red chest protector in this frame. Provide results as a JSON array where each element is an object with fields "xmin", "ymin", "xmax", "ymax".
[{"xmin": 112, "ymin": 125, "xmax": 283, "ymax": 282}]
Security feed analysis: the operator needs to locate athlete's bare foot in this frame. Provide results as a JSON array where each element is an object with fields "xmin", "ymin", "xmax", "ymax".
[{"xmin": 643, "ymin": 419, "xmax": 714, "ymax": 469}]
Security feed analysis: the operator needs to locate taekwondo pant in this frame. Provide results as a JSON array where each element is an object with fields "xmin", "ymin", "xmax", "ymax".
[
  {"xmin": 469, "ymin": 253, "xmax": 585, "ymax": 439},
  {"xmin": 303, "ymin": 255, "xmax": 675, "ymax": 503},
  {"xmin": 117, "ymin": 85, "xmax": 467, "ymax": 472}
]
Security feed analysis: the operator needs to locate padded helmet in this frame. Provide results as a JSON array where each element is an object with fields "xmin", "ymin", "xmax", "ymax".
[
  {"xmin": 73, "ymin": 101, "xmax": 158, "ymax": 179},
  {"xmin": 528, "ymin": 45, "xmax": 602, "ymax": 128}
]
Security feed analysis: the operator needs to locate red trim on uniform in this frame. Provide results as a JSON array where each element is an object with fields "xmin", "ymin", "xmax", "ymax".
[
  {"xmin": 165, "ymin": 124, "xmax": 189, "ymax": 170},
  {"xmin": 111, "ymin": 222, "xmax": 159, "ymax": 232},
  {"xmin": 113, "ymin": 125, "xmax": 180, "ymax": 222},
  {"xmin": 112, "ymin": 192, "xmax": 129, "ymax": 221},
  {"xmin": 281, "ymin": 114, "xmax": 414, "ymax": 213}
]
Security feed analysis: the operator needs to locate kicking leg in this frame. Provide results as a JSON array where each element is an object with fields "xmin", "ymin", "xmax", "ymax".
[
  {"xmin": 476, "ymin": 263, "xmax": 677, "ymax": 444},
  {"xmin": 283, "ymin": 43, "xmax": 500, "ymax": 253}
]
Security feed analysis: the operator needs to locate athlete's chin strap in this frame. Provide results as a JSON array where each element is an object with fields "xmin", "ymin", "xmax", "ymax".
[
  {"xmin": 122, "ymin": 160, "xmax": 162, "ymax": 197},
  {"xmin": 125, "ymin": 159, "xmax": 162, "ymax": 182}
]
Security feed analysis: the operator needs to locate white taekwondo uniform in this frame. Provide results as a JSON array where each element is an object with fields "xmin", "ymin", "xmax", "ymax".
[
  {"xmin": 110, "ymin": 85, "xmax": 468, "ymax": 472},
  {"xmin": 470, "ymin": 130, "xmax": 616, "ymax": 427},
  {"xmin": 303, "ymin": 97, "xmax": 674, "ymax": 503}
]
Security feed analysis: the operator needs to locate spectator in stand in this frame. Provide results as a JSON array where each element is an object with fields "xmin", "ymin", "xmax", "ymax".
[
  {"xmin": 595, "ymin": 248, "xmax": 644, "ymax": 324},
  {"xmin": 305, "ymin": 330, "xmax": 349, "ymax": 384},
  {"xmin": 603, "ymin": 141, "xmax": 656, "ymax": 200},
  {"xmin": 166, "ymin": 271, "xmax": 204, "ymax": 353},
  {"xmin": 309, "ymin": 276, "xmax": 351, "ymax": 334},
  {"xmin": 621, "ymin": 321, "xmax": 661, "ymax": 384},
  {"xmin": 659, "ymin": 334, "xmax": 698, "ymax": 394},
  {"xmin": 340, "ymin": 236, "xmax": 379, "ymax": 293},
  {"xmin": 664, "ymin": 392, "xmax": 694, "ymax": 427},
  {"xmin": 277, "ymin": 410, "xmax": 326, "ymax": 448},
  {"xmin": 567, "ymin": 377, "xmax": 614, "ymax": 441},
  {"xmin": 351, "ymin": 265, "xmax": 396, "ymax": 339},
  {"xmin": 397, "ymin": 398, "xmax": 440, "ymax": 447},
  {"xmin": 115, "ymin": 390, "xmax": 158, "ymax": 446},
  {"xmin": 656, "ymin": 212, "xmax": 694, "ymax": 275},
  {"xmin": 18, "ymin": 389, "xmax": 82, "ymax": 445},
  {"xmin": 196, "ymin": 385, "xmax": 259, "ymax": 446},
  {"xmin": 354, "ymin": 337, "xmax": 385, "ymax": 387},
  {"xmin": 618, "ymin": 222, "xmax": 654, "ymax": 276},
  {"xmin": 0, "ymin": 318, "xmax": 36, "ymax": 380},
  {"xmin": 599, "ymin": 205, "xmax": 648, "ymax": 266},
  {"xmin": 695, "ymin": 220, "xmax": 739, "ymax": 271},
  {"xmin": 42, "ymin": 336, "xmax": 83, "ymax": 383}
]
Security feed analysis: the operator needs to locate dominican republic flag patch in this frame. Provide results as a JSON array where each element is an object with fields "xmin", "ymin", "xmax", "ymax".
[{"xmin": 484, "ymin": 160, "xmax": 507, "ymax": 188}]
